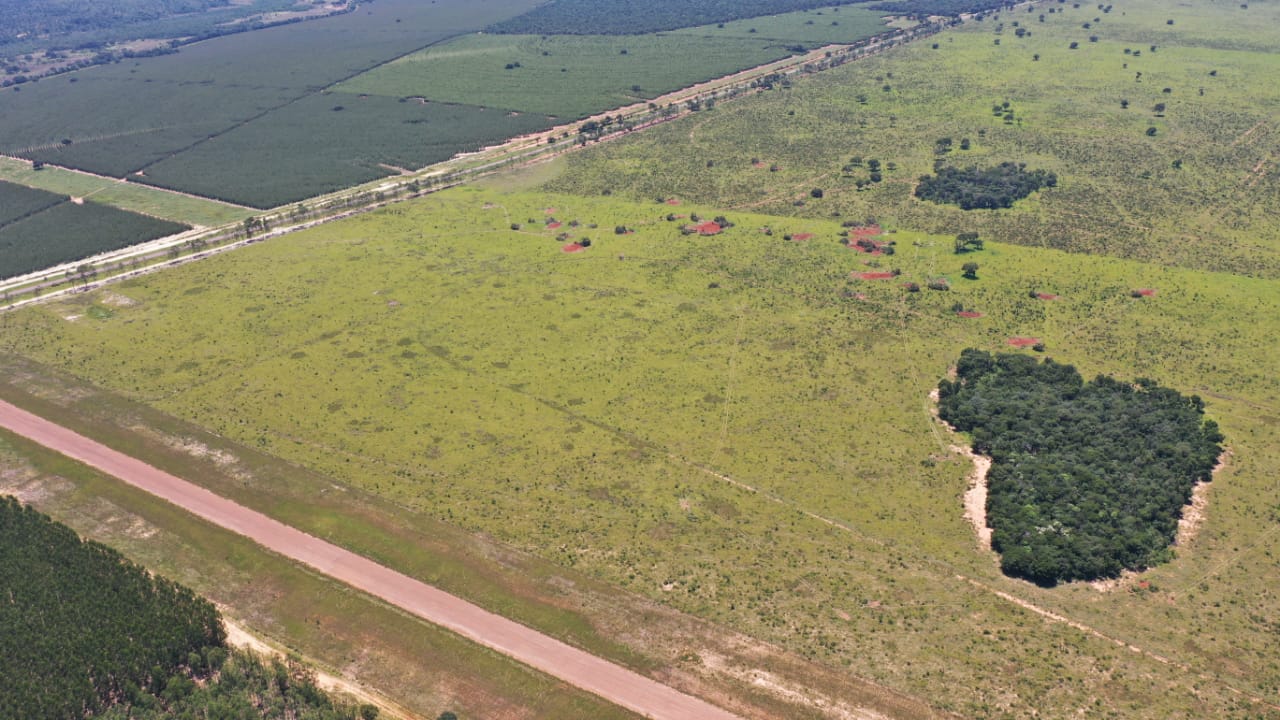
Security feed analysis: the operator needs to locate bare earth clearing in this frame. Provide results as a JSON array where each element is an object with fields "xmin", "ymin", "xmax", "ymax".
[{"xmin": 0, "ymin": 399, "xmax": 741, "ymax": 720}]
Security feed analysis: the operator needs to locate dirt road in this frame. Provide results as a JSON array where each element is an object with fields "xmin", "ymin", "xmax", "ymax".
[{"xmin": 0, "ymin": 399, "xmax": 742, "ymax": 720}]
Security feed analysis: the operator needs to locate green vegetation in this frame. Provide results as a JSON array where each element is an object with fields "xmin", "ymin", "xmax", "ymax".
[
  {"xmin": 545, "ymin": 0, "xmax": 1280, "ymax": 277},
  {"xmin": 938, "ymin": 350, "xmax": 1223, "ymax": 585},
  {"xmin": 671, "ymin": 6, "xmax": 897, "ymax": 45},
  {"xmin": 0, "ymin": 495, "xmax": 223, "ymax": 719},
  {"xmin": 0, "ymin": 178, "xmax": 65, "ymax": 226},
  {"xmin": 0, "ymin": 183, "xmax": 188, "ymax": 279},
  {"xmin": 487, "ymin": 0, "xmax": 879, "ymax": 36},
  {"xmin": 138, "ymin": 93, "xmax": 554, "ymax": 207},
  {"xmin": 4, "ymin": 181, "xmax": 1280, "ymax": 716},
  {"xmin": 342, "ymin": 34, "xmax": 796, "ymax": 120},
  {"xmin": 915, "ymin": 163, "xmax": 1057, "ymax": 210},
  {"xmin": 0, "ymin": 0, "xmax": 542, "ymax": 204},
  {"xmin": 0, "ymin": 427, "xmax": 641, "ymax": 720},
  {"xmin": 0, "ymin": 157, "xmax": 253, "ymax": 227},
  {"xmin": 866, "ymin": 0, "xmax": 1012, "ymax": 18}
]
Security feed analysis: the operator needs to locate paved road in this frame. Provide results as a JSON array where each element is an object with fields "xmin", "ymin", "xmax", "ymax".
[{"xmin": 0, "ymin": 399, "xmax": 742, "ymax": 720}]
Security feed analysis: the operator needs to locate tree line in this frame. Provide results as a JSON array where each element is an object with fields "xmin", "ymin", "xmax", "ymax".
[
  {"xmin": 488, "ymin": 0, "xmax": 875, "ymax": 36},
  {"xmin": 938, "ymin": 350, "xmax": 1223, "ymax": 585}
]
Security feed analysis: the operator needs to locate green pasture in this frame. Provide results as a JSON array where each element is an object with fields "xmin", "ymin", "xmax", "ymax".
[
  {"xmin": 0, "ymin": 156, "xmax": 252, "ymax": 226},
  {"xmin": 546, "ymin": 0, "xmax": 1280, "ymax": 278},
  {"xmin": 340, "ymin": 33, "xmax": 797, "ymax": 119},
  {"xmin": 4, "ymin": 184, "xmax": 1279, "ymax": 717},
  {"xmin": 0, "ymin": 430, "xmax": 641, "ymax": 720},
  {"xmin": 670, "ymin": 5, "xmax": 895, "ymax": 44}
]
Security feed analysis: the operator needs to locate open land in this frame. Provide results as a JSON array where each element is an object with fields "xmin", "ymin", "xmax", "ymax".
[
  {"xmin": 2, "ymin": 180, "xmax": 1279, "ymax": 717},
  {"xmin": 1, "ymin": 0, "xmax": 1279, "ymax": 718}
]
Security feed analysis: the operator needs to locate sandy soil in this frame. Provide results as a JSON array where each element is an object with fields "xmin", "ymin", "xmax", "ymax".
[
  {"xmin": 928, "ymin": 388, "xmax": 992, "ymax": 550},
  {"xmin": 0, "ymin": 399, "xmax": 742, "ymax": 720}
]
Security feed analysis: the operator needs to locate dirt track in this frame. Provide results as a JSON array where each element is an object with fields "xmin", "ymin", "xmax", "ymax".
[{"xmin": 0, "ymin": 399, "xmax": 742, "ymax": 720}]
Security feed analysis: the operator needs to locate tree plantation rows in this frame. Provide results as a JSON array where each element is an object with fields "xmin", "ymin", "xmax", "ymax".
[
  {"xmin": 0, "ymin": 496, "xmax": 223, "ymax": 719},
  {"xmin": 937, "ymin": 350, "xmax": 1223, "ymax": 585},
  {"xmin": 0, "ymin": 496, "xmax": 388, "ymax": 719}
]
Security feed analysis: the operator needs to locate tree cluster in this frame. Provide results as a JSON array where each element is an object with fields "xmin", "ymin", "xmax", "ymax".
[
  {"xmin": 915, "ymin": 162, "xmax": 1056, "ymax": 210},
  {"xmin": 866, "ymin": 0, "xmax": 1015, "ymax": 19},
  {"xmin": 937, "ymin": 351, "xmax": 1224, "ymax": 585}
]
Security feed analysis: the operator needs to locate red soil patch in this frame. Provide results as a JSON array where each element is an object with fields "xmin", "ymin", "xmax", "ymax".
[
  {"xmin": 752, "ymin": 161, "xmax": 765, "ymax": 168},
  {"xmin": 693, "ymin": 222, "xmax": 722, "ymax": 236},
  {"xmin": 544, "ymin": 207, "xmax": 557, "ymax": 214},
  {"xmin": 1007, "ymin": 337, "xmax": 1041, "ymax": 347},
  {"xmin": 792, "ymin": 233, "xmax": 814, "ymax": 241},
  {"xmin": 854, "ymin": 293, "xmax": 868, "ymax": 300},
  {"xmin": 1134, "ymin": 288, "xmax": 1157, "ymax": 297},
  {"xmin": 562, "ymin": 243, "xmax": 586, "ymax": 253},
  {"xmin": 546, "ymin": 221, "xmax": 562, "ymax": 230},
  {"xmin": 855, "ymin": 272, "xmax": 896, "ymax": 280},
  {"xmin": 957, "ymin": 311, "xmax": 984, "ymax": 318},
  {"xmin": 1035, "ymin": 293, "xmax": 1059, "ymax": 300},
  {"xmin": 847, "ymin": 225, "xmax": 883, "ymax": 238},
  {"xmin": 666, "ymin": 198, "xmax": 681, "ymax": 205}
]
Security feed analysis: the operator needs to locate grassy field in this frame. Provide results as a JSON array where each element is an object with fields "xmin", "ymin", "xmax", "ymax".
[
  {"xmin": 3, "ymin": 183, "xmax": 1278, "ymax": 717},
  {"xmin": 545, "ymin": 0, "xmax": 1280, "ymax": 278},
  {"xmin": 671, "ymin": 5, "xmax": 897, "ymax": 44},
  {"xmin": 0, "ymin": 156, "xmax": 253, "ymax": 226},
  {"xmin": 0, "ymin": 180, "xmax": 189, "ymax": 279},
  {"xmin": 339, "ymin": 34, "xmax": 797, "ymax": 120},
  {"xmin": 0, "ymin": 429, "xmax": 643, "ymax": 720}
]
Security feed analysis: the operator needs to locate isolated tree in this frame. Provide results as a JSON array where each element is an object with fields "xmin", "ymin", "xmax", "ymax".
[
  {"xmin": 1146, "ymin": 126, "xmax": 1158, "ymax": 136},
  {"xmin": 962, "ymin": 262, "xmax": 979, "ymax": 279},
  {"xmin": 810, "ymin": 188, "xmax": 824, "ymax": 199}
]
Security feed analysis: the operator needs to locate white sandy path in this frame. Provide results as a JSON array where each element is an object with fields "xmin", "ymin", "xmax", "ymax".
[{"xmin": 0, "ymin": 399, "xmax": 742, "ymax": 720}]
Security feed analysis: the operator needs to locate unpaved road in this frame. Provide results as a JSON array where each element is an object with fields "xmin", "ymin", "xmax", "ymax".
[{"xmin": 0, "ymin": 399, "xmax": 742, "ymax": 720}]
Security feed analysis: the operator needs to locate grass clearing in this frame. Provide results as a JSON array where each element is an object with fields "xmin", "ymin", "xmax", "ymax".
[
  {"xmin": 3, "ymin": 183, "xmax": 1279, "ymax": 717},
  {"xmin": 0, "ymin": 156, "xmax": 254, "ymax": 226}
]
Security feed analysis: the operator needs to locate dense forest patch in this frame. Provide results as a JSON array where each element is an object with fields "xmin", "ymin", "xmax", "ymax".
[
  {"xmin": 0, "ymin": 495, "xmax": 224, "ymax": 719},
  {"xmin": 938, "ymin": 350, "xmax": 1223, "ymax": 585},
  {"xmin": 914, "ymin": 163, "xmax": 1056, "ymax": 210},
  {"xmin": 487, "ymin": 0, "xmax": 875, "ymax": 36}
]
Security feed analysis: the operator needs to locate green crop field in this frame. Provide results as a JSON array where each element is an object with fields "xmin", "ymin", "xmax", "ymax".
[
  {"xmin": 0, "ymin": 156, "xmax": 253, "ymax": 227},
  {"xmin": 0, "ymin": 0, "xmax": 543, "ymax": 205},
  {"xmin": 546, "ymin": 0, "xmax": 1280, "ymax": 279},
  {"xmin": 0, "ymin": 181, "xmax": 188, "ymax": 279},
  {"xmin": 340, "ymin": 34, "xmax": 796, "ymax": 120},
  {"xmin": 3, "ymin": 179, "xmax": 1279, "ymax": 717},
  {"xmin": 671, "ymin": 5, "xmax": 897, "ymax": 44},
  {"xmin": 137, "ymin": 92, "xmax": 555, "ymax": 207}
]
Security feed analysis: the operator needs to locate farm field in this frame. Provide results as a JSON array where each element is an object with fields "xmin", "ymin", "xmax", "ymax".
[
  {"xmin": 0, "ymin": 0, "xmax": 545, "ymax": 206},
  {"xmin": 546, "ymin": 0, "xmax": 1280, "ymax": 278},
  {"xmin": 0, "ymin": 180, "xmax": 188, "ymax": 279},
  {"xmin": 340, "ymin": 7, "xmax": 894, "ymax": 120},
  {"xmin": 0, "ymin": 156, "xmax": 253, "ymax": 227},
  {"xmin": 2, "ymin": 184, "xmax": 1279, "ymax": 718}
]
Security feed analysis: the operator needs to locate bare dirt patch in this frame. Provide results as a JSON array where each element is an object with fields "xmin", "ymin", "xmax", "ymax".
[
  {"xmin": 1006, "ymin": 337, "xmax": 1040, "ymax": 348},
  {"xmin": 1133, "ymin": 288, "xmax": 1157, "ymax": 297},
  {"xmin": 929, "ymin": 389, "xmax": 992, "ymax": 551},
  {"xmin": 561, "ymin": 243, "xmax": 586, "ymax": 253},
  {"xmin": 956, "ymin": 311, "xmax": 983, "ymax": 318},
  {"xmin": 854, "ymin": 271, "xmax": 895, "ymax": 280},
  {"xmin": 1035, "ymin": 293, "xmax": 1059, "ymax": 300}
]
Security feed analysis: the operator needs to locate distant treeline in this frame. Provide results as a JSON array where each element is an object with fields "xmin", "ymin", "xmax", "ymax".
[
  {"xmin": 938, "ymin": 351, "xmax": 1223, "ymax": 585},
  {"xmin": 915, "ymin": 162, "xmax": 1056, "ymax": 210},
  {"xmin": 0, "ymin": 0, "xmax": 230, "ymax": 41},
  {"xmin": 488, "ymin": 0, "xmax": 877, "ymax": 36},
  {"xmin": 865, "ymin": 0, "xmax": 1016, "ymax": 18}
]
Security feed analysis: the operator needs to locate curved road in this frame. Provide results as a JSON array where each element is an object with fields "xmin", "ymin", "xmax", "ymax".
[{"xmin": 0, "ymin": 399, "xmax": 742, "ymax": 720}]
